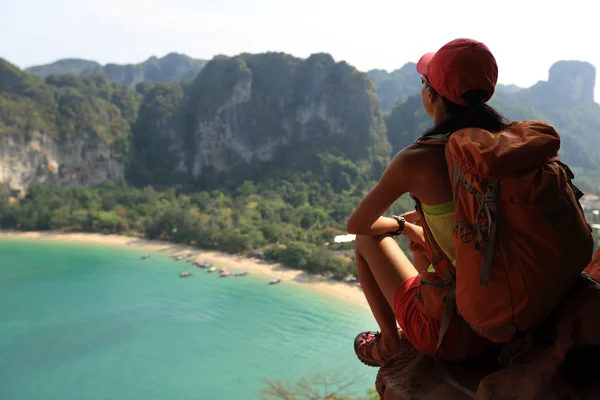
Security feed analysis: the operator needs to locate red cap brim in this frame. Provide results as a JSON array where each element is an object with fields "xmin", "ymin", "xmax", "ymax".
[{"xmin": 416, "ymin": 52, "xmax": 436, "ymax": 75}]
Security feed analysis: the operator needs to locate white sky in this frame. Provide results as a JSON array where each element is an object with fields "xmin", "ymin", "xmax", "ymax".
[{"xmin": 1, "ymin": 0, "xmax": 598, "ymax": 100}]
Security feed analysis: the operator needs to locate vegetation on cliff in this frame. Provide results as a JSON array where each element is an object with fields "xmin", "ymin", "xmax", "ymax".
[
  {"xmin": 27, "ymin": 53, "xmax": 207, "ymax": 87},
  {"xmin": 127, "ymin": 81, "xmax": 190, "ymax": 186},
  {"xmin": 0, "ymin": 58, "xmax": 140, "ymax": 160},
  {"xmin": 127, "ymin": 52, "xmax": 391, "ymax": 190}
]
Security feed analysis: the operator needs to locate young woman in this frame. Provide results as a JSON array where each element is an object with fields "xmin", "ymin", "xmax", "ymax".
[{"xmin": 347, "ymin": 38, "xmax": 507, "ymax": 366}]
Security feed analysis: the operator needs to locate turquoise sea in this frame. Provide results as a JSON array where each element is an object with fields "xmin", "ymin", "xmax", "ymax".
[{"xmin": 0, "ymin": 239, "xmax": 377, "ymax": 400}]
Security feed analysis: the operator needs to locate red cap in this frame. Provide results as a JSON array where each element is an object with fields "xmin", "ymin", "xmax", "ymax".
[{"xmin": 416, "ymin": 38, "xmax": 498, "ymax": 106}]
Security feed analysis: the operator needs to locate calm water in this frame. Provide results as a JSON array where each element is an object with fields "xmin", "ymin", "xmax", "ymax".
[{"xmin": 0, "ymin": 240, "xmax": 377, "ymax": 400}]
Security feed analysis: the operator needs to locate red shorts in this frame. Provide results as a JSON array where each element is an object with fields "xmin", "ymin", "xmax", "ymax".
[{"xmin": 394, "ymin": 276, "xmax": 462, "ymax": 359}]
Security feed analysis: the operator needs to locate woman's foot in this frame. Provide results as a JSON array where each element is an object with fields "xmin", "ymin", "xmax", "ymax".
[{"xmin": 354, "ymin": 330, "xmax": 401, "ymax": 367}]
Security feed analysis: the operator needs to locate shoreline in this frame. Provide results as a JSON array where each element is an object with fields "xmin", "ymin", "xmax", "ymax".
[{"xmin": 0, "ymin": 230, "xmax": 369, "ymax": 309}]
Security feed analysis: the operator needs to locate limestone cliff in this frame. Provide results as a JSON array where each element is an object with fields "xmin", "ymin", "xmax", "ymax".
[
  {"xmin": 0, "ymin": 132, "xmax": 123, "ymax": 197},
  {"xmin": 4, "ymin": 53, "xmax": 600, "ymax": 195},
  {"xmin": 126, "ymin": 52, "xmax": 391, "ymax": 187},
  {"xmin": 4, "ymin": 52, "xmax": 392, "ymax": 193},
  {"xmin": 0, "ymin": 59, "xmax": 131, "ymax": 195},
  {"xmin": 548, "ymin": 60, "xmax": 596, "ymax": 103},
  {"xmin": 184, "ymin": 52, "xmax": 390, "ymax": 179},
  {"xmin": 515, "ymin": 60, "xmax": 596, "ymax": 107}
]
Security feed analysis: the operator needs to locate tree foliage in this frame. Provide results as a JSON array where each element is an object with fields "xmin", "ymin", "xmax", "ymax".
[
  {"xmin": 0, "ymin": 59, "xmax": 140, "ymax": 160},
  {"xmin": 0, "ymin": 175, "xmax": 413, "ymax": 279},
  {"xmin": 261, "ymin": 373, "xmax": 379, "ymax": 400}
]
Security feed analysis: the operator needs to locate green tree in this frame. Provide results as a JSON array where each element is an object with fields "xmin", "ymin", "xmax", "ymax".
[{"xmin": 261, "ymin": 373, "xmax": 378, "ymax": 400}]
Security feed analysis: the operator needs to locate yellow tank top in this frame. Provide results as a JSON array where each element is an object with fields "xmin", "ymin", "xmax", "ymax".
[{"xmin": 421, "ymin": 200, "xmax": 456, "ymax": 273}]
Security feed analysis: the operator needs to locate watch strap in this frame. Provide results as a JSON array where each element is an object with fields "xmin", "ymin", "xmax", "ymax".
[{"xmin": 390, "ymin": 215, "xmax": 406, "ymax": 236}]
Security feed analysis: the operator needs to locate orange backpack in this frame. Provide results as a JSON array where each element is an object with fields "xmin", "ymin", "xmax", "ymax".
[{"xmin": 413, "ymin": 121, "xmax": 594, "ymax": 355}]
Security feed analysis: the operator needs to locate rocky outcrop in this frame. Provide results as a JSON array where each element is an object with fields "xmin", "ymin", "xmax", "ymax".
[
  {"xmin": 4, "ymin": 53, "xmax": 392, "ymax": 193},
  {"xmin": 0, "ymin": 132, "xmax": 123, "ymax": 197},
  {"xmin": 375, "ymin": 250, "xmax": 600, "ymax": 399},
  {"xmin": 169, "ymin": 52, "xmax": 390, "ymax": 179},
  {"xmin": 5, "ymin": 53, "xmax": 600, "ymax": 194},
  {"xmin": 0, "ymin": 58, "xmax": 131, "ymax": 195},
  {"xmin": 548, "ymin": 60, "xmax": 596, "ymax": 104},
  {"xmin": 513, "ymin": 60, "xmax": 597, "ymax": 108}
]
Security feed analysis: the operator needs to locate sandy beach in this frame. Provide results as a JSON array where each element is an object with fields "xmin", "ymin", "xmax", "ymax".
[{"xmin": 0, "ymin": 230, "xmax": 369, "ymax": 309}]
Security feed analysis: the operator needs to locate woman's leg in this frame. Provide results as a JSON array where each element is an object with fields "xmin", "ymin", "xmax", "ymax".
[{"xmin": 355, "ymin": 234, "xmax": 419, "ymax": 354}]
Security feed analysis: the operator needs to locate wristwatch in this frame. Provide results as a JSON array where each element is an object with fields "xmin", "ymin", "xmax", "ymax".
[{"xmin": 390, "ymin": 215, "xmax": 406, "ymax": 236}]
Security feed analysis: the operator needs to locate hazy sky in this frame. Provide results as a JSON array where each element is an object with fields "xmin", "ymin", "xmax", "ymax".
[{"xmin": 2, "ymin": 0, "xmax": 598, "ymax": 100}]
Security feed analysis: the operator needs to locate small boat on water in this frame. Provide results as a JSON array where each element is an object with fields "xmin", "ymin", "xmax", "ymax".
[
  {"xmin": 207, "ymin": 267, "xmax": 217, "ymax": 273},
  {"xmin": 180, "ymin": 272, "xmax": 192, "ymax": 278},
  {"xmin": 194, "ymin": 261, "xmax": 211, "ymax": 268},
  {"xmin": 268, "ymin": 279, "xmax": 281, "ymax": 285},
  {"xmin": 141, "ymin": 254, "xmax": 150, "ymax": 260},
  {"xmin": 220, "ymin": 269, "xmax": 232, "ymax": 277},
  {"xmin": 175, "ymin": 255, "xmax": 185, "ymax": 261},
  {"xmin": 235, "ymin": 272, "xmax": 248, "ymax": 277}
]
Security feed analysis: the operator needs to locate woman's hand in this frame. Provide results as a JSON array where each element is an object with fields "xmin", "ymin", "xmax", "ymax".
[
  {"xmin": 402, "ymin": 222, "xmax": 425, "ymax": 248},
  {"xmin": 400, "ymin": 210, "xmax": 420, "ymax": 224}
]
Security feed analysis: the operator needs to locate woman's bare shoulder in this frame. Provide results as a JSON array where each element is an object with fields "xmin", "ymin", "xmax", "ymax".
[
  {"xmin": 385, "ymin": 143, "xmax": 450, "ymax": 199},
  {"xmin": 393, "ymin": 143, "xmax": 447, "ymax": 170}
]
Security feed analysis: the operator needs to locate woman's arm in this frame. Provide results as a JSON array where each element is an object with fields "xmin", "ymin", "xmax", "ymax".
[
  {"xmin": 353, "ymin": 215, "xmax": 403, "ymax": 237},
  {"xmin": 347, "ymin": 147, "xmax": 424, "ymax": 243}
]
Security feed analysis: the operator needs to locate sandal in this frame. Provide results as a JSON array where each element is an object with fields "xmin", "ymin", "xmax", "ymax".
[{"xmin": 354, "ymin": 330, "xmax": 398, "ymax": 367}]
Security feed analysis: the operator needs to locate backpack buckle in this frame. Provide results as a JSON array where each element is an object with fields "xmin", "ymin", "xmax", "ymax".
[
  {"xmin": 484, "ymin": 181, "xmax": 498, "ymax": 204},
  {"xmin": 443, "ymin": 272, "xmax": 455, "ymax": 289},
  {"xmin": 483, "ymin": 180, "xmax": 499, "ymax": 222}
]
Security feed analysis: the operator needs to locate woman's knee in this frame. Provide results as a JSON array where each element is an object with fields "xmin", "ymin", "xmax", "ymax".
[
  {"xmin": 355, "ymin": 234, "xmax": 370, "ymax": 250},
  {"xmin": 355, "ymin": 234, "xmax": 394, "ymax": 252}
]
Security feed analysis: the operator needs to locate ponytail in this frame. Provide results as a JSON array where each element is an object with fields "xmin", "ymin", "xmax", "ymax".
[{"xmin": 421, "ymin": 88, "xmax": 508, "ymax": 138}]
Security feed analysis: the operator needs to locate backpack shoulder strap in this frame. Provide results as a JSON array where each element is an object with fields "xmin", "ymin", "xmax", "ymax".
[{"xmin": 415, "ymin": 134, "xmax": 449, "ymax": 147}]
